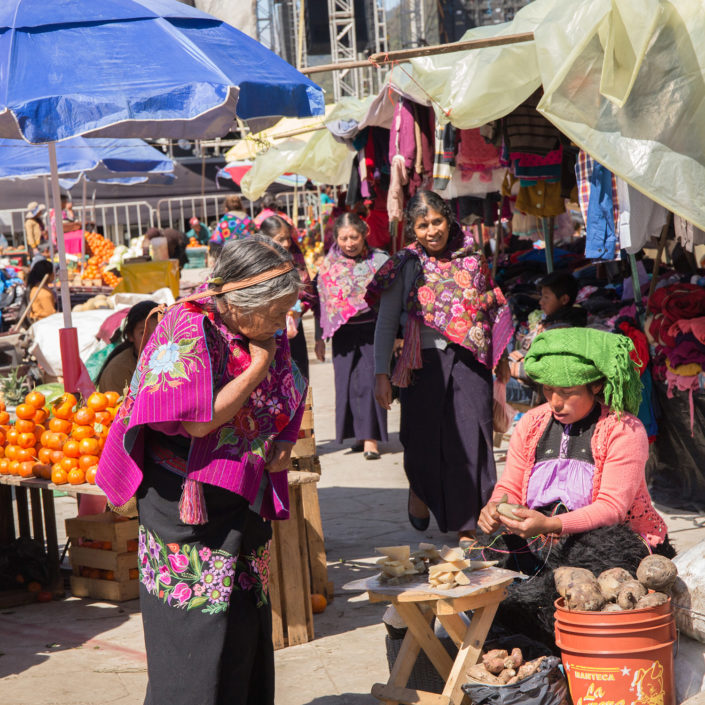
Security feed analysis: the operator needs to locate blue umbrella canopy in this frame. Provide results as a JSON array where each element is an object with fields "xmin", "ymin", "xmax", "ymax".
[
  {"xmin": 0, "ymin": 137, "xmax": 174, "ymax": 179},
  {"xmin": 0, "ymin": 0, "xmax": 324, "ymax": 143}
]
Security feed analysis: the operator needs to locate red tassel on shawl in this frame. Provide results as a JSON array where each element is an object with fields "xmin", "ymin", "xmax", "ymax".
[
  {"xmin": 179, "ymin": 477, "xmax": 208, "ymax": 525},
  {"xmin": 391, "ymin": 316, "xmax": 423, "ymax": 388}
]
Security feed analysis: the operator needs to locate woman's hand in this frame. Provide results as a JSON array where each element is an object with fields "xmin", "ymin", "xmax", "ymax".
[
  {"xmin": 392, "ymin": 338, "xmax": 404, "ymax": 358},
  {"xmin": 248, "ymin": 337, "xmax": 276, "ymax": 374},
  {"xmin": 498, "ymin": 507, "xmax": 562, "ymax": 539},
  {"xmin": 265, "ymin": 441, "xmax": 294, "ymax": 474},
  {"xmin": 375, "ymin": 374, "xmax": 393, "ymax": 410},
  {"xmin": 314, "ymin": 339, "xmax": 326, "ymax": 362},
  {"xmin": 477, "ymin": 501, "xmax": 502, "ymax": 535}
]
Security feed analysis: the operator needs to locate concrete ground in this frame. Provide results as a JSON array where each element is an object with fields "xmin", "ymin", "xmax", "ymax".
[{"xmin": 1, "ymin": 318, "xmax": 704, "ymax": 705}]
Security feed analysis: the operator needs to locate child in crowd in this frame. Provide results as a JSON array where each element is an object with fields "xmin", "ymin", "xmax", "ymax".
[{"xmin": 538, "ymin": 270, "xmax": 587, "ymax": 329}]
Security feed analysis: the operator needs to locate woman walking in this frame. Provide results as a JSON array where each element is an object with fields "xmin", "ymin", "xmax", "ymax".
[
  {"xmin": 315, "ymin": 213, "xmax": 389, "ymax": 459},
  {"xmin": 372, "ymin": 190, "xmax": 512, "ymax": 539},
  {"xmin": 258, "ymin": 215, "xmax": 315, "ymax": 379},
  {"xmin": 97, "ymin": 236, "xmax": 307, "ymax": 705}
]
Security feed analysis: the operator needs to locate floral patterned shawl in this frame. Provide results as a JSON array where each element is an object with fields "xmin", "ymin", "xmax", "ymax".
[
  {"xmin": 209, "ymin": 212, "xmax": 256, "ymax": 245},
  {"xmin": 316, "ymin": 245, "xmax": 387, "ymax": 340},
  {"xmin": 368, "ymin": 228, "xmax": 513, "ymax": 385},
  {"xmin": 97, "ymin": 302, "xmax": 307, "ymax": 521}
]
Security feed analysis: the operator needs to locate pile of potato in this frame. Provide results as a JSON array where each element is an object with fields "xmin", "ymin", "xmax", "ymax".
[
  {"xmin": 72, "ymin": 293, "xmax": 112, "ymax": 312},
  {"xmin": 554, "ymin": 554, "xmax": 678, "ymax": 612},
  {"xmin": 375, "ymin": 544, "xmax": 496, "ymax": 588},
  {"xmin": 467, "ymin": 648, "xmax": 547, "ymax": 686}
]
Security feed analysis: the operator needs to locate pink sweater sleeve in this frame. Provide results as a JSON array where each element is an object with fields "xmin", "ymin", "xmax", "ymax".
[
  {"xmin": 558, "ymin": 415, "xmax": 648, "ymax": 535},
  {"xmin": 490, "ymin": 414, "xmax": 530, "ymax": 505}
]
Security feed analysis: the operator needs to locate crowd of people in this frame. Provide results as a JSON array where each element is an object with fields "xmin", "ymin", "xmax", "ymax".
[{"xmin": 90, "ymin": 184, "xmax": 670, "ymax": 704}]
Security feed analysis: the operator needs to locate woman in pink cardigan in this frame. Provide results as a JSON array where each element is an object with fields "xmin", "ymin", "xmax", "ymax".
[{"xmin": 473, "ymin": 327, "xmax": 674, "ymax": 646}]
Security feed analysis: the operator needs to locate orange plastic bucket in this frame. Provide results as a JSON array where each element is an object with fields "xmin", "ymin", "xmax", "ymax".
[{"xmin": 554, "ymin": 597, "xmax": 675, "ymax": 705}]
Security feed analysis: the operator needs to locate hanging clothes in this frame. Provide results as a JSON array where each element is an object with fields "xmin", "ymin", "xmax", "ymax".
[
  {"xmin": 432, "ymin": 123, "xmax": 456, "ymax": 191},
  {"xmin": 674, "ymin": 215, "xmax": 705, "ymax": 253},
  {"xmin": 502, "ymin": 89, "xmax": 561, "ymax": 156},
  {"xmin": 616, "ymin": 179, "xmax": 668, "ymax": 254},
  {"xmin": 456, "ymin": 128, "xmax": 502, "ymax": 180}
]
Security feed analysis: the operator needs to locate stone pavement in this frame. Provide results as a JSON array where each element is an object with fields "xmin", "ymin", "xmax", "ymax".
[{"xmin": 1, "ymin": 322, "xmax": 704, "ymax": 705}]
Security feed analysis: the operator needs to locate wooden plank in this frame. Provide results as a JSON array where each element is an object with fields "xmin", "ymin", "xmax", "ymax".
[
  {"xmin": 371, "ymin": 683, "xmax": 450, "ymax": 705},
  {"xmin": 15, "ymin": 486, "xmax": 31, "ymax": 537},
  {"xmin": 0, "ymin": 484, "xmax": 15, "ymax": 544},
  {"xmin": 0, "ymin": 475, "xmax": 106, "ymax": 496},
  {"xmin": 300, "ymin": 409, "xmax": 314, "ymax": 429},
  {"xmin": 432, "ymin": 583, "xmax": 510, "ymax": 614},
  {"xmin": 301, "ymin": 482, "xmax": 330, "ymax": 599},
  {"xmin": 269, "ymin": 524, "xmax": 286, "ymax": 650},
  {"xmin": 70, "ymin": 575, "xmax": 139, "ymax": 602},
  {"xmin": 29, "ymin": 487, "xmax": 44, "ymax": 540},
  {"xmin": 395, "ymin": 603, "xmax": 453, "ymax": 682},
  {"xmin": 292, "ymin": 436, "xmax": 316, "ymax": 457},
  {"xmin": 293, "ymin": 484, "xmax": 315, "ymax": 642},
  {"xmin": 287, "ymin": 470, "xmax": 319, "ymax": 486},
  {"xmin": 435, "ymin": 614, "xmax": 467, "ymax": 649},
  {"xmin": 69, "ymin": 546, "xmax": 137, "ymax": 572},
  {"xmin": 276, "ymin": 486, "xmax": 311, "ymax": 646},
  {"xmin": 441, "ymin": 602, "xmax": 501, "ymax": 705}
]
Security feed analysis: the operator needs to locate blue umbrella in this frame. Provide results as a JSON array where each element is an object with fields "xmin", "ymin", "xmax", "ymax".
[
  {"xmin": 0, "ymin": 137, "xmax": 174, "ymax": 180},
  {"xmin": 0, "ymin": 0, "xmax": 324, "ymax": 143},
  {"xmin": 0, "ymin": 0, "xmax": 323, "ymax": 393}
]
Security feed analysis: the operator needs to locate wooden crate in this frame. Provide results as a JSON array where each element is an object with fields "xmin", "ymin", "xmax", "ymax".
[
  {"xmin": 269, "ymin": 471, "xmax": 333, "ymax": 650},
  {"xmin": 65, "ymin": 512, "xmax": 139, "ymax": 602},
  {"xmin": 291, "ymin": 388, "xmax": 319, "ymax": 472}
]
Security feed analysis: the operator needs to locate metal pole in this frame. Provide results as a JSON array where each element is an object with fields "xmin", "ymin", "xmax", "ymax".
[
  {"xmin": 47, "ymin": 143, "xmax": 72, "ymax": 329},
  {"xmin": 42, "ymin": 176, "xmax": 55, "ymax": 262},
  {"xmin": 628, "ymin": 252, "xmax": 645, "ymax": 329},
  {"xmin": 543, "ymin": 216, "xmax": 555, "ymax": 274},
  {"xmin": 80, "ymin": 176, "xmax": 87, "ymax": 259}
]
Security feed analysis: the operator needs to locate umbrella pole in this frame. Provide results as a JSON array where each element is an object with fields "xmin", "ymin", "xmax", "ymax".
[
  {"xmin": 42, "ymin": 176, "xmax": 55, "ymax": 263},
  {"xmin": 48, "ymin": 143, "xmax": 72, "ymax": 329},
  {"xmin": 81, "ymin": 175, "xmax": 87, "ymax": 260}
]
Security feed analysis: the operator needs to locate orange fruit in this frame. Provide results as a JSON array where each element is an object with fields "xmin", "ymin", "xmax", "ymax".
[
  {"xmin": 18, "ymin": 461, "xmax": 34, "ymax": 478},
  {"xmin": 27, "ymin": 581, "xmax": 42, "ymax": 593},
  {"xmin": 0, "ymin": 429, "xmax": 5, "ymax": 446},
  {"xmin": 60, "ymin": 456, "xmax": 78, "ymax": 472},
  {"xmin": 17, "ymin": 432, "xmax": 36, "ymax": 449},
  {"xmin": 38, "ymin": 447, "xmax": 52, "ymax": 465},
  {"xmin": 40, "ymin": 429, "xmax": 53, "ymax": 447},
  {"xmin": 0, "ymin": 411, "xmax": 9, "ymax": 426},
  {"xmin": 311, "ymin": 594, "xmax": 327, "ymax": 614},
  {"xmin": 17, "ymin": 447, "xmax": 35, "ymax": 463},
  {"xmin": 15, "ymin": 403, "xmax": 36, "ymax": 421},
  {"xmin": 67, "ymin": 468, "xmax": 85, "ymax": 485},
  {"xmin": 52, "ymin": 393, "xmax": 77, "ymax": 420},
  {"xmin": 94, "ymin": 411, "xmax": 111, "ymax": 427},
  {"xmin": 79, "ymin": 454, "xmax": 99, "ymax": 471},
  {"xmin": 74, "ymin": 407, "xmax": 95, "ymax": 425},
  {"xmin": 25, "ymin": 391, "xmax": 46, "ymax": 409},
  {"xmin": 50, "ymin": 449, "xmax": 64, "ymax": 465},
  {"xmin": 15, "ymin": 419, "xmax": 35, "ymax": 434},
  {"xmin": 4, "ymin": 445, "xmax": 17, "ymax": 461},
  {"xmin": 62, "ymin": 439, "xmax": 81, "ymax": 458},
  {"xmin": 128, "ymin": 568, "xmax": 138, "ymax": 580},
  {"xmin": 46, "ymin": 432, "xmax": 68, "ymax": 450},
  {"xmin": 104, "ymin": 570, "xmax": 115, "ymax": 581},
  {"xmin": 107, "ymin": 407, "xmax": 118, "ymax": 420},
  {"xmin": 0, "ymin": 400, "xmax": 5, "ymax": 412},
  {"xmin": 50, "ymin": 465, "xmax": 67, "ymax": 484},
  {"xmin": 32, "ymin": 408, "xmax": 47, "ymax": 425},
  {"xmin": 0, "ymin": 459, "xmax": 9, "ymax": 474},
  {"xmin": 8, "ymin": 460, "xmax": 20, "ymax": 476},
  {"xmin": 78, "ymin": 437, "xmax": 99, "ymax": 456},
  {"xmin": 48, "ymin": 417, "xmax": 72, "ymax": 434},
  {"xmin": 85, "ymin": 465, "xmax": 98, "ymax": 485},
  {"xmin": 6, "ymin": 428, "xmax": 18, "ymax": 444},
  {"xmin": 34, "ymin": 426, "xmax": 45, "ymax": 443},
  {"xmin": 104, "ymin": 391, "xmax": 120, "ymax": 407},
  {"xmin": 71, "ymin": 425, "xmax": 94, "ymax": 441},
  {"xmin": 97, "ymin": 437, "xmax": 105, "ymax": 452},
  {"xmin": 87, "ymin": 392, "xmax": 108, "ymax": 412}
]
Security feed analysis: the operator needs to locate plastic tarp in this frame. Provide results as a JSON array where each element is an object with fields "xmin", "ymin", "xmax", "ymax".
[
  {"xmin": 240, "ymin": 128, "xmax": 354, "ymax": 201},
  {"xmin": 387, "ymin": 0, "xmax": 705, "ymax": 234}
]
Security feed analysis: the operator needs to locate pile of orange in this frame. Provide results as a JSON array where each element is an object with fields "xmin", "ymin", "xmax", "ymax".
[
  {"xmin": 187, "ymin": 236, "xmax": 200, "ymax": 248},
  {"xmin": 81, "ymin": 232, "xmax": 122, "ymax": 288},
  {"xmin": 0, "ymin": 390, "xmax": 121, "ymax": 486}
]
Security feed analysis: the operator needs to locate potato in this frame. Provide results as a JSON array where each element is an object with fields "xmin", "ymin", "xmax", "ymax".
[
  {"xmin": 482, "ymin": 649, "xmax": 508, "ymax": 664},
  {"xmin": 485, "ymin": 657, "xmax": 507, "ymax": 675},
  {"xmin": 503, "ymin": 647, "xmax": 523, "ymax": 670},
  {"xmin": 516, "ymin": 657, "xmax": 545, "ymax": 680},
  {"xmin": 636, "ymin": 555, "xmax": 678, "ymax": 593},
  {"xmin": 467, "ymin": 664, "xmax": 501, "ymax": 684},
  {"xmin": 566, "ymin": 580, "xmax": 605, "ymax": 611},
  {"xmin": 554, "ymin": 567, "xmax": 596, "ymax": 597},
  {"xmin": 617, "ymin": 580, "xmax": 648, "ymax": 610},
  {"xmin": 598, "ymin": 567, "xmax": 633, "ymax": 601},
  {"xmin": 498, "ymin": 668, "xmax": 516, "ymax": 684},
  {"xmin": 602, "ymin": 603, "xmax": 624, "ymax": 612},
  {"xmin": 636, "ymin": 592, "xmax": 669, "ymax": 609}
]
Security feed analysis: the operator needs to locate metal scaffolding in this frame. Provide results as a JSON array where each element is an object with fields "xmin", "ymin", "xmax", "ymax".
[
  {"xmin": 466, "ymin": 0, "xmax": 532, "ymax": 26},
  {"xmin": 327, "ymin": 0, "xmax": 360, "ymax": 100},
  {"xmin": 360, "ymin": 0, "xmax": 390, "ymax": 97}
]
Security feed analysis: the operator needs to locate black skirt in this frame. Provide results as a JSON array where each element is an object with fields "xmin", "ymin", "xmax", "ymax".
[
  {"xmin": 289, "ymin": 319, "xmax": 309, "ymax": 380},
  {"xmin": 332, "ymin": 320, "xmax": 388, "ymax": 444},
  {"xmin": 399, "ymin": 345, "xmax": 496, "ymax": 533},
  {"xmin": 136, "ymin": 458, "xmax": 274, "ymax": 705}
]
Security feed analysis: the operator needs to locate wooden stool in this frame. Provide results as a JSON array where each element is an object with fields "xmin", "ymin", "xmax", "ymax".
[
  {"xmin": 291, "ymin": 388, "xmax": 320, "ymax": 474},
  {"xmin": 366, "ymin": 575, "xmax": 512, "ymax": 705},
  {"xmin": 269, "ymin": 470, "xmax": 332, "ymax": 650}
]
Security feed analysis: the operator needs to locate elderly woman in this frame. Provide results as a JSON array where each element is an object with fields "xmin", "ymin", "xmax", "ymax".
[
  {"xmin": 97, "ymin": 236, "xmax": 307, "ymax": 705},
  {"xmin": 372, "ymin": 190, "xmax": 512, "ymax": 541}
]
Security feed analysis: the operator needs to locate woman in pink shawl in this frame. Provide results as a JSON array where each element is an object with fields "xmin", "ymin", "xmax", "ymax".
[{"xmin": 97, "ymin": 236, "xmax": 307, "ymax": 705}]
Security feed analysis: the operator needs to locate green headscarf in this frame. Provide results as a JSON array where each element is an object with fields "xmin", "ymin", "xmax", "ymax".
[{"xmin": 524, "ymin": 327, "xmax": 642, "ymax": 416}]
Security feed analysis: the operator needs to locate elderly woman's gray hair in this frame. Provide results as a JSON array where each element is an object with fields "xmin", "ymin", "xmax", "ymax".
[{"xmin": 211, "ymin": 235, "xmax": 301, "ymax": 311}]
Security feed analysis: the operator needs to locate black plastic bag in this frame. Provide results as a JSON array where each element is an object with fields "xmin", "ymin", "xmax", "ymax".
[{"xmin": 462, "ymin": 656, "xmax": 568, "ymax": 705}]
